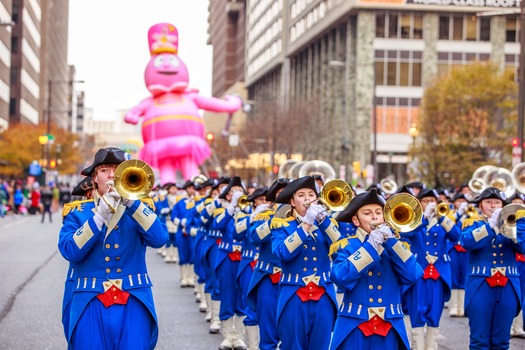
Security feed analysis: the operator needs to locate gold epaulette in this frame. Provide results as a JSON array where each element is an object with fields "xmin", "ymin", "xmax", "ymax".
[
  {"xmin": 462, "ymin": 218, "xmax": 477, "ymax": 230},
  {"xmin": 141, "ymin": 198, "xmax": 155, "ymax": 210},
  {"xmin": 270, "ymin": 216, "xmax": 294, "ymax": 229},
  {"xmin": 213, "ymin": 207, "xmax": 226, "ymax": 217},
  {"xmin": 447, "ymin": 213, "xmax": 456, "ymax": 224},
  {"xmin": 253, "ymin": 210, "xmax": 275, "ymax": 222},
  {"xmin": 62, "ymin": 199, "xmax": 94, "ymax": 217},
  {"xmin": 329, "ymin": 237, "xmax": 352, "ymax": 256},
  {"xmin": 401, "ymin": 240, "xmax": 412, "ymax": 252},
  {"xmin": 516, "ymin": 210, "xmax": 525, "ymax": 220},
  {"xmin": 186, "ymin": 199, "xmax": 195, "ymax": 210},
  {"xmin": 204, "ymin": 197, "xmax": 214, "ymax": 205}
]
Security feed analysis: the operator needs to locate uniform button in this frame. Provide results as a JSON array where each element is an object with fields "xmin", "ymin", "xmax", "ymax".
[
  {"xmin": 114, "ymin": 225, "xmax": 118, "ymax": 230},
  {"xmin": 105, "ymin": 257, "xmax": 110, "ymax": 262},
  {"xmin": 113, "ymin": 296, "xmax": 117, "ymax": 300},
  {"xmin": 309, "ymin": 293, "xmax": 312, "ymax": 297},
  {"xmin": 303, "ymin": 245, "xmax": 308, "ymax": 249},
  {"xmin": 377, "ymin": 272, "xmax": 381, "ymax": 276},
  {"xmin": 500, "ymin": 260, "xmax": 504, "ymax": 264},
  {"xmin": 434, "ymin": 233, "xmax": 437, "ymax": 236},
  {"xmin": 313, "ymin": 257, "xmax": 317, "ymax": 261},
  {"xmin": 304, "ymin": 257, "xmax": 308, "ymax": 261},
  {"xmin": 117, "ymin": 269, "xmax": 122, "ymax": 273},
  {"xmin": 369, "ymin": 285, "xmax": 374, "ymax": 289},
  {"xmin": 426, "ymin": 233, "xmax": 429, "ymax": 236},
  {"xmin": 309, "ymin": 286, "xmax": 313, "ymax": 290},
  {"xmin": 378, "ymin": 298, "xmax": 383, "ymax": 303},
  {"xmin": 493, "ymin": 261, "xmax": 497, "ymax": 264},
  {"xmin": 378, "ymin": 285, "xmax": 382, "ymax": 290},
  {"xmin": 303, "ymin": 268, "xmax": 307, "ymax": 272},
  {"xmin": 116, "ymin": 257, "xmax": 120, "ymax": 261},
  {"xmin": 500, "ymin": 253, "xmax": 504, "ymax": 256},
  {"xmin": 369, "ymin": 298, "xmax": 374, "ymax": 302},
  {"xmin": 106, "ymin": 268, "xmax": 111, "ymax": 273},
  {"xmin": 493, "ymin": 253, "xmax": 497, "ymax": 257},
  {"xmin": 492, "ymin": 245, "xmax": 496, "ymax": 248},
  {"xmin": 112, "ymin": 287, "xmax": 116, "ymax": 291},
  {"xmin": 426, "ymin": 242, "xmax": 429, "ymax": 245},
  {"xmin": 312, "ymin": 247, "xmax": 316, "ymax": 251},
  {"xmin": 434, "ymin": 243, "xmax": 437, "ymax": 246},
  {"xmin": 368, "ymin": 271, "xmax": 373, "ymax": 276},
  {"xmin": 105, "ymin": 244, "xmax": 110, "ymax": 249},
  {"xmin": 114, "ymin": 244, "xmax": 119, "ymax": 249},
  {"xmin": 313, "ymin": 268, "xmax": 318, "ymax": 272},
  {"xmin": 499, "ymin": 244, "xmax": 503, "ymax": 248}
]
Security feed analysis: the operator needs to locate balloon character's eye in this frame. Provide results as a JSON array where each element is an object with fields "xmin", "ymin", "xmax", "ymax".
[
  {"xmin": 169, "ymin": 56, "xmax": 179, "ymax": 68},
  {"xmin": 153, "ymin": 56, "xmax": 164, "ymax": 68}
]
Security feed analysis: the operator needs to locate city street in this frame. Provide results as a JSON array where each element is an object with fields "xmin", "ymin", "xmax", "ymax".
[{"xmin": 1, "ymin": 212, "xmax": 525, "ymax": 349}]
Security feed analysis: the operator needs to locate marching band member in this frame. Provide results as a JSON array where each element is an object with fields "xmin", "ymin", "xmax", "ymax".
[
  {"xmin": 511, "ymin": 192, "xmax": 525, "ymax": 338},
  {"xmin": 247, "ymin": 178, "xmax": 290, "ymax": 350},
  {"xmin": 402, "ymin": 188, "xmax": 460, "ymax": 350},
  {"xmin": 447, "ymin": 192, "xmax": 470, "ymax": 318},
  {"xmin": 330, "ymin": 188, "xmax": 422, "ymax": 350},
  {"xmin": 200, "ymin": 177, "xmax": 230, "ymax": 333},
  {"xmin": 271, "ymin": 176, "xmax": 342, "ymax": 350},
  {"xmin": 58, "ymin": 147, "xmax": 168, "ymax": 349},
  {"xmin": 234, "ymin": 187, "xmax": 268, "ymax": 350},
  {"xmin": 460, "ymin": 187, "xmax": 522, "ymax": 349},
  {"xmin": 159, "ymin": 183, "xmax": 180, "ymax": 263},
  {"xmin": 213, "ymin": 176, "xmax": 248, "ymax": 350}
]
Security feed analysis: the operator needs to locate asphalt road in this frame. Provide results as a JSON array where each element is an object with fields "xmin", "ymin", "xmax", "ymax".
[{"xmin": 1, "ymin": 212, "xmax": 525, "ymax": 349}]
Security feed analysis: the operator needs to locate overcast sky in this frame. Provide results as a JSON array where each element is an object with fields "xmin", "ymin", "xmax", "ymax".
[{"xmin": 67, "ymin": 0, "xmax": 213, "ymax": 120}]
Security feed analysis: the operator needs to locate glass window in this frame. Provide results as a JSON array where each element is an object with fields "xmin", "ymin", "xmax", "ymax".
[
  {"xmin": 466, "ymin": 17, "xmax": 477, "ymax": 41},
  {"xmin": 452, "ymin": 17, "xmax": 463, "ymax": 40},
  {"xmin": 387, "ymin": 61, "xmax": 397, "ymax": 85},
  {"xmin": 439, "ymin": 16, "xmax": 450, "ymax": 40},
  {"xmin": 400, "ymin": 14, "xmax": 411, "ymax": 38},
  {"xmin": 375, "ymin": 61, "xmax": 385, "ymax": 85},
  {"xmin": 9, "ymin": 67, "xmax": 17, "ymax": 84},
  {"xmin": 506, "ymin": 17, "xmax": 517, "ymax": 42},
  {"xmin": 11, "ymin": 36, "xmax": 18, "ymax": 53},
  {"xmin": 389, "ymin": 14, "xmax": 398, "ymax": 38},
  {"xmin": 413, "ymin": 14, "xmax": 423, "ymax": 39},
  {"xmin": 399, "ymin": 62, "xmax": 410, "ymax": 86},
  {"xmin": 376, "ymin": 14, "xmax": 386, "ymax": 38},
  {"xmin": 9, "ymin": 98, "xmax": 16, "ymax": 115},
  {"xmin": 480, "ymin": 17, "xmax": 491, "ymax": 41},
  {"xmin": 412, "ymin": 62, "xmax": 422, "ymax": 86}
]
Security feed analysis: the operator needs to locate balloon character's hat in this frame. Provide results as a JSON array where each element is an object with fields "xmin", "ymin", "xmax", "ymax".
[{"xmin": 148, "ymin": 23, "xmax": 178, "ymax": 55}]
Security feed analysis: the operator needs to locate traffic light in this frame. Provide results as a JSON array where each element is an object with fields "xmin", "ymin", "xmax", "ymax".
[
  {"xmin": 272, "ymin": 165, "xmax": 279, "ymax": 174},
  {"xmin": 49, "ymin": 159, "xmax": 57, "ymax": 169},
  {"xmin": 206, "ymin": 132, "xmax": 215, "ymax": 144},
  {"xmin": 512, "ymin": 138, "xmax": 519, "ymax": 147}
]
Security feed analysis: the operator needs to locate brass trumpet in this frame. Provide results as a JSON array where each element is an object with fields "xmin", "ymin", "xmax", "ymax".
[
  {"xmin": 371, "ymin": 193, "xmax": 423, "ymax": 238},
  {"xmin": 497, "ymin": 203, "xmax": 525, "ymax": 240},
  {"xmin": 102, "ymin": 159, "xmax": 155, "ymax": 213},
  {"xmin": 237, "ymin": 195, "xmax": 250, "ymax": 210},
  {"xmin": 306, "ymin": 179, "xmax": 353, "ymax": 212},
  {"xmin": 466, "ymin": 205, "xmax": 478, "ymax": 217},
  {"xmin": 435, "ymin": 202, "xmax": 450, "ymax": 218}
]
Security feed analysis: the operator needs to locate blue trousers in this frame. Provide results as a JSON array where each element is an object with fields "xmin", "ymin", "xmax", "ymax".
[
  {"xmin": 407, "ymin": 278, "xmax": 446, "ymax": 327},
  {"xmin": 177, "ymin": 233, "xmax": 193, "ymax": 265},
  {"xmin": 203, "ymin": 242, "xmax": 220, "ymax": 299},
  {"xmin": 255, "ymin": 275, "xmax": 280, "ymax": 350},
  {"xmin": 237, "ymin": 261, "xmax": 257, "ymax": 326},
  {"xmin": 165, "ymin": 232, "xmax": 176, "ymax": 248},
  {"xmin": 217, "ymin": 256, "xmax": 244, "ymax": 320},
  {"xmin": 70, "ymin": 295, "xmax": 155, "ymax": 350},
  {"xmin": 193, "ymin": 234, "xmax": 206, "ymax": 283},
  {"xmin": 449, "ymin": 249, "xmax": 469, "ymax": 289},
  {"xmin": 278, "ymin": 293, "xmax": 335, "ymax": 350},
  {"xmin": 466, "ymin": 282, "xmax": 519, "ymax": 349},
  {"xmin": 332, "ymin": 326, "xmax": 406, "ymax": 350}
]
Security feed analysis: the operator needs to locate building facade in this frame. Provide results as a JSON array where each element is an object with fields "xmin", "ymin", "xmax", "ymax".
[{"xmin": 243, "ymin": 0, "xmax": 519, "ymax": 185}]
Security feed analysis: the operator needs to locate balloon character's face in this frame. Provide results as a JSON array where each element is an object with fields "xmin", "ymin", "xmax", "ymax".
[{"xmin": 145, "ymin": 53, "xmax": 189, "ymax": 92}]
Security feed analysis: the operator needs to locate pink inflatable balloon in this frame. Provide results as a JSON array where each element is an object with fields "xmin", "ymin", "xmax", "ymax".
[{"xmin": 124, "ymin": 23, "xmax": 241, "ymax": 184}]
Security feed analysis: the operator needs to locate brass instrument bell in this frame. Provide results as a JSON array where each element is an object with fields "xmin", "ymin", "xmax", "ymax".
[
  {"xmin": 380, "ymin": 178, "xmax": 398, "ymax": 195},
  {"xmin": 436, "ymin": 202, "xmax": 450, "ymax": 218},
  {"xmin": 497, "ymin": 203, "xmax": 525, "ymax": 241},
  {"xmin": 512, "ymin": 162, "xmax": 525, "ymax": 194},
  {"xmin": 237, "ymin": 195, "xmax": 250, "ymax": 210},
  {"xmin": 318, "ymin": 179, "xmax": 353, "ymax": 212},
  {"xmin": 113, "ymin": 159, "xmax": 155, "ymax": 200},
  {"xmin": 383, "ymin": 193, "xmax": 423, "ymax": 235},
  {"xmin": 298, "ymin": 160, "xmax": 337, "ymax": 182}
]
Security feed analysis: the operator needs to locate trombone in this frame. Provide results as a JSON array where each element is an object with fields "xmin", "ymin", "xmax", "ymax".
[
  {"xmin": 371, "ymin": 193, "xmax": 423, "ymax": 238},
  {"xmin": 497, "ymin": 203, "xmax": 525, "ymax": 241},
  {"xmin": 102, "ymin": 159, "xmax": 155, "ymax": 213}
]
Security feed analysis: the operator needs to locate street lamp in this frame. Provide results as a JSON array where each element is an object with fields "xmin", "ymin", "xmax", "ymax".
[{"xmin": 408, "ymin": 123, "xmax": 419, "ymax": 180}]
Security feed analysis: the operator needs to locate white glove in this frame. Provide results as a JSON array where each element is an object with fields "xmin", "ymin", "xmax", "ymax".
[
  {"xmin": 181, "ymin": 218, "xmax": 187, "ymax": 227},
  {"xmin": 121, "ymin": 198, "xmax": 136, "ymax": 208},
  {"xmin": 488, "ymin": 208, "xmax": 502, "ymax": 229},
  {"xmin": 457, "ymin": 202, "xmax": 468, "ymax": 216},
  {"xmin": 250, "ymin": 203, "xmax": 270, "ymax": 222},
  {"xmin": 230, "ymin": 190, "xmax": 244, "ymax": 207},
  {"xmin": 368, "ymin": 228, "xmax": 385, "ymax": 251},
  {"xmin": 424, "ymin": 202, "xmax": 437, "ymax": 220},
  {"xmin": 94, "ymin": 194, "xmax": 115, "ymax": 229},
  {"xmin": 160, "ymin": 207, "xmax": 170, "ymax": 215},
  {"xmin": 376, "ymin": 225, "xmax": 395, "ymax": 240},
  {"xmin": 303, "ymin": 204, "xmax": 325, "ymax": 225}
]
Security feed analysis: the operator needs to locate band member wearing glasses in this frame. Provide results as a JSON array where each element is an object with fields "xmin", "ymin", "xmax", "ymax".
[
  {"xmin": 271, "ymin": 176, "xmax": 342, "ymax": 350},
  {"xmin": 460, "ymin": 187, "xmax": 522, "ymax": 349},
  {"xmin": 58, "ymin": 147, "xmax": 168, "ymax": 350},
  {"xmin": 330, "ymin": 189, "xmax": 422, "ymax": 350}
]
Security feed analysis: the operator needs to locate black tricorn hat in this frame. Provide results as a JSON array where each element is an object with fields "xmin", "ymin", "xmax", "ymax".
[
  {"xmin": 266, "ymin": 178, "xmax": 291, "ymax": 201},
  {"xmin": 81, "ymin": 147, "xmax": 131, "ymax": 176},
  {"xmin": 163, "ymin": 182, "xmax": 177, "ymax": 191},
  {"xmin": 452, "ymin": 192, "xmax": 468, "ymax": 202},
  {"xmin": 275, "ymin": 176, "xmax": 317, "ymax": 204},
  {"xmin": 417, "ymin": 188, "xmax": 439, "ymax": 200},
  {"xmin": 509, "ymin": 192, "xmax": 525, "ymax": 203},
  {"xmin": 212, "ymin": 176, "xmax": 230, "ymax": 190},
  {"xmin": 247, "ymin": 187, "xmax": 268, "ymax": 202},
  {"xmin": 407, "ymin": 181, "xmax": 425, "ymax": 190},
  {"xmin": 219, "ymin": 176, "xmax": 245, "ymax": 199},
  {"xmin": 472, "ymin": 187, "xmax": 510, "ymax": 205},
  {"xmin": 337, "ymin": 188, "xmax": 386, "ymax": 223},
  {"xmin": 181, "ymin": 180, "xmax": 194, "ymax": 190},
  {"xmin": 195, "ymin": 178, "xmax": 214, "ymax": 190},
  {"xmin": 396, "ymin": 185, "xmax": 415, "ymax": 195},
  {"xmin": 71, "ymin": 177, "xmax": 94, "ymax": 196}
]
